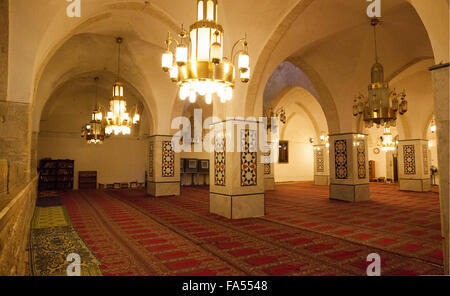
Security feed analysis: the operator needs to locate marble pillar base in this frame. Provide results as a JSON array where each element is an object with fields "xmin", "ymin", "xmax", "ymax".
[
  {"xmin": 264, "ymin": 177, "xmax": 275, "ymax": 191},
  {"xmin": 399, "ymin": 178, "xmax": 431, "ymax": 192},
  {"xmin": 330, "ymin": 184, "xmax": 370, "ymax": 202},
  {"xmin": 210, "ymin": 193, "xmax": 265, "ymax": 219},
  {"xmin": 314, "ymin": 175, "xmax": 329, "ymax": 186},
  {"xmin": 147, "ymin": 181, "xmax": 180, "ymax": 197}
]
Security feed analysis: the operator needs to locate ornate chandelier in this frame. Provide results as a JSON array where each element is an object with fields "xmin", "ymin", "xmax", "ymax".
[
  {"xmin": 381, "ymin": 127, "xmax": 395, "ymax": 151},
  {"xmin": 106, "ymin": 38, "xmax": 140, "ymax": 136},
  {"xmin": 353, "ymin": 18, "xmax": 408, "ymax": 128},
  {"xmin": 161, "ymin": 0, "xmax": 251, "ymax": 104},
  {"xmin": 81, "ymin": 77, "xmax": 105, "ymax": 144}
]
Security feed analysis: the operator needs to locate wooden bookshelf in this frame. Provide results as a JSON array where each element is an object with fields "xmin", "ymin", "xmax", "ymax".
[
  {"xmin": 78, "ymin": 171, "xmax": 97, "ymax": 190},
  {"xmin": 39, "ymin": 159, "xmax": 74, "ymax": 191}
]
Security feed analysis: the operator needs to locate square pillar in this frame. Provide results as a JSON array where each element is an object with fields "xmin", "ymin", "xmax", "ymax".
[
  {"xmin": 263, "ymin": 142, "xmax": 275, "ymax": 191},
  {"xmin": 147, "ymin": 135, "xmax": 180, "ymax": 197},
  {"xmin": 398, "ymin": 139, "xmax": 431, "ymax": 192},
  {"xmin": 210, "ymin": 120, "xmax": 265, "ymax": 219},
  {"xmin": 430, "ymin": 63, "xmax": 449, "ymax": 274},
  {"xmin": 329, "ymin": 133, "xmax": 370, "ymax": 202},
  {"xmin": 314, "ymin": 144, "xmax": 330, "ymax": 186}
]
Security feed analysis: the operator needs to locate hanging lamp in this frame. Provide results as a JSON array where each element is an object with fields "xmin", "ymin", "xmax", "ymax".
[
  {"xmin": 353, "ymin": 18, "xmax": 408, "ymax": 128},
  {"xmin": 81, "ymin": 77, "xmax": 106, "ymax": 144},
  {"xmin": 105, "ymin": 37, "xmax": 140, "ymax": 136},
  {"xmin": 162, "ymin": 0, "xmax": 251, "ymax": 104}
]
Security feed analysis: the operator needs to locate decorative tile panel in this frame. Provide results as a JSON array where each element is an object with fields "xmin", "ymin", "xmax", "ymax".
[
  {"xmin": 403, "ymin": 145, "xmax": 416, "ymax": 175},
  {"xmin": 262, "ymin": 152, "xmax": 271, "ymax": 175},
  {"xmin": 315, "ymin": 149, "xmax": 325, "ymax": 173},
  {"xmin": 423, "ymin": 144, "xmax": 429, "ymax": 175},
  {"xmin": 334, "ymin": 140, "xmax": 348, "ymax": 179},
  {"xmin": 214, "ymin": 135, "xmax": 226, "ymax": 186},
  {"xmin": 148, "ymin": 142, "xmax": 154, "ymax": 178},
  {"xmin": 357, "ymin": 141, "xmax": 366, "ymax": 179},
  {"xmin": 241, "ymin": 129, "xmax": 258, "ymax": 186},
  {"xmin": 162, "ymin": 141, "xmax": 175, "ymax": 177}
]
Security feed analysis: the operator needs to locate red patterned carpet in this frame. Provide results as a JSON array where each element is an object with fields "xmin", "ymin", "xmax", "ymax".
[{"xmin": 59, "ymin": 182, "xmax": 444, "ymax": 276}]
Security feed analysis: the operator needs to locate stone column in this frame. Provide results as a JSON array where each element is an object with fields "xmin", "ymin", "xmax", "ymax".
[
  {"xmin": 263, "ymin": 142, "xmax": 275, "ymax": 191},
  {"xmin": 210, "ymin": 120, "xmax": 265, "ymax": 219},
  {"xmin": 0, "ymin": 0, "xmax": 8, "ymax": 101},
  {"xmin": 430, "ymin": 63, "xmax": 449, "ymax": 274},
  {"xmin": 397, "ymin": 139, "xmax": 431, "ymax": 192},
  {"xmin": 147, "ymin": 135, "xmax": 180, "ymax": 197},
  {"xmin": 0, "ymin": 102, "xmax": 31, "ymax": 194},
  {"xmin": 314, "ymin": 144, "xmax": 330, "ymax": 185},
  {"xmin": 329, "ymin": 133, "xmax": 370, "ymax": 202}
]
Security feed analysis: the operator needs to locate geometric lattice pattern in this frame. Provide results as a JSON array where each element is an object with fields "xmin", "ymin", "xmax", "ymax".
[
  {"xmin": 315, "ymin": 149, "xmax": 325, "ymax": 173},
  {"xmin": 263, "ymin": 152, "xmax": 271, "ymax": 175},
  {"xmin": 357, "ymin": 141, "xmax": 366, "ymax": 179},
  {"xmin": 423, "ymin": 144, "xmax": 429, "ymax": 175},
  {"xmin": 403, "ymin": 145, "xmax": 416, "ymax": 175},
  {"xmin": 241, "ymin": 129, "xmax": 257, "ymax": 186},
  {"xmin": 148, "ymin": 142, "xmax": 154, "ymax": 178},
  {"xmin": 214, "ymin": 135, "xmax": 226, "ymax": 186},
  {"xmin": 335, "ymin": 140, "xmax": 348, "ymax": 179},
  {"xmin": 162, "ymin": 141, "xmax": 175, "ymax": 177}
]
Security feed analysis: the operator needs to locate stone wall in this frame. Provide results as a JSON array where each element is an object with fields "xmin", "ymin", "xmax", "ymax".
[
  {"xmin": 0, "ymin": 177, "xmax": 38, "ymax": 276},
  {"xmin": 0, "ymin": 102, "xmax": 31, "ymax": 193},
  {"xmin": 0, "ymin": 0, "xmax": 8, "ymax": 101}
]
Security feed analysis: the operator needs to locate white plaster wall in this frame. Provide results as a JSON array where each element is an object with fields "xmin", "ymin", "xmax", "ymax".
[
  {"xmin": 274, "ymin": 109, "xmax": 315, "ymax": 182},
  {"xmin": 366, "ymin": 126, "xmax": 400, "ymax": 179},
  {"xmin": 38, "ymin": 135, "xmax": 148, "ymax": 190}
]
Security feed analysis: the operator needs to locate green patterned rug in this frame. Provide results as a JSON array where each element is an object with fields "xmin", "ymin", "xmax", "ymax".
[
  {"xmin": 30, "ymin": 226, "xmax": 102, "ymax": 276},
  {"xmin": 31, "ymin": 206, "xmax": 71, "ymax": 229}
]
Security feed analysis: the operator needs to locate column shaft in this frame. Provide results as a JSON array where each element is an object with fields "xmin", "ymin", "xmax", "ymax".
[
  {"xmin": 329, "ymin": 133, "xmax": 370, "ymax": 202},
  {"xmin": 147, "ymin": 135, "xmax": 180, "ymax": 197}
]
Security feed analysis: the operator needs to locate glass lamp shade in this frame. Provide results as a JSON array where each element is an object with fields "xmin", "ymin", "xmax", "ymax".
[
  {"xmin": 353, "ymin": 103, "xmax": 359, "ymax": 117},
  {"xmin": 381, "ymin": 128, "xmax": 395, "ymax": 151},
  {"xmin": 170, "ymin": 65, "xmax": 179, "ymax": 82},
  {"xmin": 133, "ymin": 113, "xmax": 140, "ymax": 125},
  {"xmin": 205, "ymin": 93, "xmax": 212, "ymax": 105},
  {"xmin": 430, "ymin": 121, "xmax": 437, "ymax": 133},
  {"xmin": 399, "ymin": 99, "xmax": 408, "ymax": 115},
  {"xmin": 225, "ymin": 86, "xmax": 233, "ymax": 101},
  {"xmin": 179, "ymin": 85, "xmax": 189, "ymax": 100},
  {"xmin": 238, "ymin": 53, "xmax": 250, "ymax": 72},
  {"xmin": 162, "ymin": 51, "xmax": 174, "ymax": 72},
  {"xmin": 211, "ymin": 42, "xmax": 222, "ymax": 64},
  {"xmin": 240, "ymin": 67, "xmax": 250, "ymax": 83},
  {"xmin": 113, "ymin": 83, "xmax": 124, "ymax": 97},
  {"xmin": 92, "ymin": 109, "xmax": 103, "ymax": 122},
  {"xmin": 176, "ymin": 45, "xmax": 188, "ymax": 66}
]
